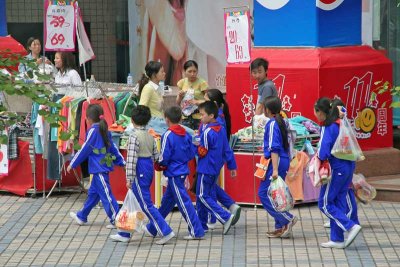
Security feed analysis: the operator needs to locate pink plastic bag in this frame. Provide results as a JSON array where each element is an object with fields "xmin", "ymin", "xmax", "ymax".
[
  {"xmin": 268, "ymin": 176, "xmax": 294, "ymax": 212},
  {"xmin": 307, "ymin": 154, "xmax": 331, "ymax": 187}
]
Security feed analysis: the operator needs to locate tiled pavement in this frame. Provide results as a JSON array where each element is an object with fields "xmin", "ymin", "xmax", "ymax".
[{"xmin": 0, "ymin": 193, "xmax": 399, "ymax": 266}]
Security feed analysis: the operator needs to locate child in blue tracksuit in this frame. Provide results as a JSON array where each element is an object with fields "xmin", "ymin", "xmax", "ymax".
[
  {"xmin": 203, "ymin": 89, "xmax": 241, "ymax": 229},
  {"xmin": 145, "ymin": 106, "xmax": 205, "ymax": 240},
  {"xmin": 196, "ymin": 101, "xmax": 237, "ymax": 235},
  {"xmin": 314, "ymin": 97, "xmax": 362, "ymax": 249},
  {"xmin": 258, "ymin": 96, "xmax": 297, "ymax": 238},
  {"xmin": 68, "ymin": 104, "xmax": 126, "ymax": 229},
  {"xmin": 110, "ymin": 105, "xmax": 174, "ymax": 245}
]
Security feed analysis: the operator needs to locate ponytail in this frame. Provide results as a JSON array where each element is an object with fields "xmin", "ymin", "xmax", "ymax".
[
  {"xmin": 138, "ymin": 73, "xmax": 149, "ymax": 100},
  {"xmin": 98, "ymin": 117, "xmax": 110, "ymax": 148},
  {"xmin": 86, "ymin": 104, "xmax": 111, "ymax": 148},
  {"xmin": 314, "ymin": 97, "xmax": 340, "ymax": 126},
  {"xmin": 275, "ymin": 113, "xmax": 289, "ymax": 151},
  {"xmin": 222, "ymin": 100, "xmax": 232, "ymax": 140}
]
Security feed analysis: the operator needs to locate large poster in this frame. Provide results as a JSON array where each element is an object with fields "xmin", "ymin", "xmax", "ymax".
[
  {"xmin": 44, "ymin": 0, "xmax": 77, "ymax": 51},
  {"xmin": 128, "ymin": 0, "xmax": 251, "ymax": 90}
]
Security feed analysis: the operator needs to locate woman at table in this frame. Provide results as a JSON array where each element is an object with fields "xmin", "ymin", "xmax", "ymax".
[
  {"xmin": 176, "ymin": 60, "xmax": 208, "ymax": 130},
  {"xmin": 54, "ymin": 51, "xmax": 82, "ymax": 89}
]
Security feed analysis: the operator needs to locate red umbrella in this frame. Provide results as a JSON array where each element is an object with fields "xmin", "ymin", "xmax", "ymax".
[{"xmin": 0, "ymin": 35, "xmax": 27, "ymax": 71}]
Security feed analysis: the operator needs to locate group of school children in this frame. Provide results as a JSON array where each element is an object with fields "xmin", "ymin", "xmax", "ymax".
[{"xmin": 67, "ymin": 58, "xmax": 362, "ymax": 249}]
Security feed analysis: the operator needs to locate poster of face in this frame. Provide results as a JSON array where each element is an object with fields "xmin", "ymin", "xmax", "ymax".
[{"xmin": 128, "ymin": 0, "xmax": 252, "ymax": 90}]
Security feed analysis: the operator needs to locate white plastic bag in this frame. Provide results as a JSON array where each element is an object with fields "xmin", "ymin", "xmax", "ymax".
[
  {"xmin": 181, "ymin": 88, "xmax": 197, "ymax": 116},
  {"xmin": 331, "ymin": 116, "xmax": 365, "ymax": 162},
  {"xmin": 115, "ymin": 189, "xmax": 146, "ymax": 233},
  {"xmin": 352, "ymin": 173, "xmax": 377, "ymax": 204},
  {"xmin": 268, "ymin": 176, "xmax": 294, "ymax": 212}
]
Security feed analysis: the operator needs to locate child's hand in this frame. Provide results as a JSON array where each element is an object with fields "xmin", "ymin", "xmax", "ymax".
[
  {"xmin": 271, "ymin": 169, "xmax": 278, "ymax": 180},
  {"xmin": 230, "ymin": 169, "xmax": 237, "ymax": 178},
  {"xmin": 67, "ymin": 165, "xmax": 72, "ymax": 173},
  {"xmin": 126, "ymin": 180, "xmax": 131, "ymax": 189}
]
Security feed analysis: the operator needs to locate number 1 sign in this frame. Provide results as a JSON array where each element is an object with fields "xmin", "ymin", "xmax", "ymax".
[
  {"xmin": 44, "ymin": 0, "xmax": 77, "ymax": 51},
  {"xmin": 224, "ymin": 10, "xmax": 251, "ymax": 64}
]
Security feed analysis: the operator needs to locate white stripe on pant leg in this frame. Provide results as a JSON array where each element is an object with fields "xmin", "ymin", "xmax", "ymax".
[
  {"xmin": 98, "ymin": 173, "xmax": 117, "ymax": 221},
  {"xmin": 346, "ymin": 192, "xmax": 352, "ymax": 219},
  {"xmin": 267, "ymin": 190, "xmax": 292, "ymax": 222},
  {"xmin": 322, "ymin": 181, "xmax": 346, "ymax": 231},
  {"xmin": 199, "ymin": 174, "xmax": 226, "ymax": 223},
  {"xmin": 134, "ymin": 177, "xmax": 163, "ymax": 236},
  {"xmin": 172, "ymin": 177, "xmax": 195, "ymax": 237}
]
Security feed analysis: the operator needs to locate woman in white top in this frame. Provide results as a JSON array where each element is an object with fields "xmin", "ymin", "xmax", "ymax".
[{"xmin": 54, "ymin": 51, "xmax": 82, "ymax": 87}]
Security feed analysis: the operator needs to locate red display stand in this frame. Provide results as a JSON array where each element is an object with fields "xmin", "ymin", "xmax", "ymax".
[{"xmin": 226, "ymin": 46, "xmax": 393, "ymax": 151}]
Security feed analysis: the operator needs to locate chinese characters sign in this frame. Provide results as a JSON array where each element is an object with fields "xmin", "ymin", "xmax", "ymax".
[
  {"xmin": 44, "ymin": 0, "xmax": 76, "ymax": 51},
  {"xmin": 224, "ymin": 10, "xmax": 251, "ymax": 64}
]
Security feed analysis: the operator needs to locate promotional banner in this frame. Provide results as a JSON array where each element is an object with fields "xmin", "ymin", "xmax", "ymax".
[
  {"xmin": 226, "ymin": 46, "xmax": 393, "ymax": 150},
  {"xmin": 254, "ymin": 0, "xmax": 362, "ymax": 47},
  {"xmin": 224, "ymin": 10, "xmax": 251, "ymax": 64},
  {"xmin": 44, "ymin": 0, "xmax": 77, "ymax": 51}
]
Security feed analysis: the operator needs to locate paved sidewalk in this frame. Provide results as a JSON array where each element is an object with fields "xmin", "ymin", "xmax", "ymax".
[{"xmin": 0, "ymin": 193, "xmax": 399, "ymax": 266}]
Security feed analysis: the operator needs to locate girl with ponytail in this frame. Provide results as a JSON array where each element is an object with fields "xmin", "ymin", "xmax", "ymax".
[
  {"xmin": 314, "ymin": 97, "xmax": 361, "ymax": 249},
  {"xmin": 205, "ymin": 89, "xmax": 231, "ymax": 140},
  {"xmin": 259, "ymin": 96, "xmax": 297, "ymax": 238},
  {"xmin": 67, "ymin": 104, "xmax": 128, "ymax": 237}
]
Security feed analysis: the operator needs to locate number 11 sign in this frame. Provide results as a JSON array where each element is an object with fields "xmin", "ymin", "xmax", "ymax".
[
  {"xmin": 44, "ymin": 0, "xmax": 77, "ymax": 51},
  {"xmin": 224, "ymin": 10, "xmax": 251, "ymax": 64}
]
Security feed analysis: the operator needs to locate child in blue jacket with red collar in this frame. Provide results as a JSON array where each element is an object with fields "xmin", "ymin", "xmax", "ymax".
[
  {"xmin": 145, "ymin": 106, "xmax": 205, "ymax": 240},
  {"xmin": 68, "ymin": 104, "xmax": 126, "ymax": 229},
  {"xmin": 314, "ymin": 97, "xmax": 361, "ymax": 249},
  {"xmin": 196, "ymin": 101, "xmax": 237, "ymax": 235}
]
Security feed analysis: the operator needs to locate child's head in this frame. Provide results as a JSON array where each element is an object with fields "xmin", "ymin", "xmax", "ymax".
[
  {"xmin": 263, "ymin": 96, "xmax": 282, "ymax": 118},
  {"xmin": 205, "ymin": 88, "xmax": 224, "ymax": 108},
  {"xmin": 164, "ymin": 106, "xmax": 182, "ymax": 125},
  {"xmin": 86, "ymin": 104, "xmax": 110, "ymax": 147},
  {"xmin": 183, "ymin": 60, "xmax": 198, "ymax": 82},
  {"xmin": 131, "ymin": 105, "xmax": 151, "ymax": 127},
  {"xmin": 198, "ymin": 101, "xmax": 218, "ymax": 124},
  {"xmin": 250, "ymin": 57, "xmax": 269, "ymax": 83},
  {"xmin": 314, "ymin": 97, "xmax": 340, "ymax": 126}
]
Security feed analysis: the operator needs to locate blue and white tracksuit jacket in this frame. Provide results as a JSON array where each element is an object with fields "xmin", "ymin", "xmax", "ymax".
[
  {"xmin": 70, "ymin": 124, "xmax": 125, "ymax": 225},
  {"xmin": 258, "ymin": 118, "xmax": 294, "ymax": 230},
  {"xmin": 196, "ymin": 122, "xmax": 237, "ymax": 230},
  {"xmin": 146, "ymin": 125, "xmax": 204, "ymax": 238},
  {"xmin": 318, "ymin": 120, "xmax": 357, "ymax": 242}
]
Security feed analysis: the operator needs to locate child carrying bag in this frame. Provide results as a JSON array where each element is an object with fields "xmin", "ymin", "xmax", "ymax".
[
  {"xmin": 307, "ymin": 154, "xmax": 332, "ymax": 187},
  {"xmin": 116, "ymin": 189, "xmax": 146, "ymax": 233},
  {"xmin": 254, "ymin": 157, "xmax": 271, "ymax": 180},
  {"xmin": 268, "ymin": 176, "xmax": 294, "ymax": 212},
  {"xmin": 331, "ymin": 116, "xmax": 365, "ymax": 162}
]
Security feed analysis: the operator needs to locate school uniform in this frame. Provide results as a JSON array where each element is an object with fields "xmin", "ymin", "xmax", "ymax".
[
  {"xmin": 208, "ymin": 109, "xmax": 235, "ymax": 224},
  {"xmin": 346, "ymin": 188, "xmax": 359, "ymax": 225},
  {"xmin": 146, "ymin": 125, "xmax": 204, "ymax": 238},
  {"xmin": 196, "ymin": 122, "xmax": 237, "ymax": 230},
  {"xmin": 318, "ymin": 120, "xmax": 357, "ymax": 242},
  {"xmin": 124, "ymin": 126, "xmax": 173, "ymax": 238},
  {"xmin": 258, "ymin": 118, "xmax": 295, "ymax": 230},
  {"xmin": 70, "ymin": 124, "xmax": 125, "ymax": 226}
]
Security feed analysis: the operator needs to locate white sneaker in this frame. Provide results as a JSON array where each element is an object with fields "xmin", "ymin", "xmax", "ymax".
[
  {"xmin": 321, "ymin": 241, "xmax": 345, "ymax": 249},
  {"xmin": 106, "ymin": 224, "xmax": 116, "ymax": 229},
  {"xmin": 345, "ymin": 224, "xmax": 362, "ymax": 248},
  {"xmin": 323, "ymin": 221, "xmax": 331, "ymax": 228},
  {"xmin": 183, "ymin": 235, "xmax": 204, "ymax": 240},
  {"xmin": 110, "ymin": 234, "xmax": 130, "ymax": 243},
  {"xmin": 70, "ymin": 212, "xmax": 86, "ymax": 226},
  {"xmin": 142, "ymin": 225, "xmax": 156, "ymax": 237},
  {"xmin": 230, "ymin": 204, "xmax": 241, "ymax": 226},
  {"xmin": 156, "ymin": 232, "xmax": 175, "ymax": 245},
  {"xmin": 223, "ymin": 214, "xmax": 235, "ymax": 235},
  {"xmin": 207, "ymin": 223, "xmax": 217, "ymax": 230}
]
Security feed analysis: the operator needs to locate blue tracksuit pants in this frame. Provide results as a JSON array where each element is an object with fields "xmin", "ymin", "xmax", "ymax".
[
  {"xmin": 77, "ymin": 172, "xmax": 119, "ymax": 225},
  {"xmin": 121, "ymin": 158, "xmax": 173, "ymax": 238},
  {"xmin": 258, "ymin": 157, "xmax": 294, "ymax": 230},
  {"xmin": 318, "ymin": 164, "xmax": 356, "ymax": 242},
  {"xmin": 346, "ymin": 188, "xmax": 359, "ymax": 225},
  {"xmin": 209, "ymin": 184, "xmax": 235, "ymax": 224},
  {"xmin": 146, "ymin": 175, "xmax": 204, "ymax": 238},
  {"xmin": 196, "ymin": 173, "xmax": 231, "ymax": 230}
]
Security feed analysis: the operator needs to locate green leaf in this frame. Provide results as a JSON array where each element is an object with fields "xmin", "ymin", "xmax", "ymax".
[
  {"xmin": 0, "ymin": 135, "xmax": 8, "ymax": 144},
  {"xmin": 93, "ymin": 148, "xmax": 100, "ymax": 154},
  {"xmin": 73, "ymin": 143, "xmax": 82, "ymax": 151},
  {"xmin": 59, "ymin": 131, "xmax": 72, "ymax": 141},
  {"xmin": 38, "ymin": 109, "xmax": 49, "ymax": 116},
  {"xmin": 50, "ymin": 123, "xmax": 60, "ymax": 128},
  {"xmin": 59, "ymin": 116, "xmax": 67, "ymax": 122},
  {"xmin": 100, "ymin": 147, "xmax": 107, "ymax": 154}
]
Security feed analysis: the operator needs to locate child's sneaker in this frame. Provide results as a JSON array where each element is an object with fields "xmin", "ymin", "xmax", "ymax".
[
  {"xmin": 206, "ymin": 222, "xmax": 217, "ymax": 230},
  {"xmin": 229, "ymin": 204, "xmax": 241, "ymax": 226},
  {"xmin": 106, "ymin": 224, "xmax": 116, "ymax": 229},
  {"xmin": 110, "ymin": 234, "xmax": 130, "ymax": 243},
  {"xmin": 69, "ymin": 212, "xmax": 86, "ymax": 226},
  {"xmin": 183, "ymin": 235, "xmax": 204, "ymax": 240},
  {"xmin": 156, "ymin": 232, "xmax": 175, "ymax": 245},
  {"xmin": 223, "ymin": 214, "xmax": 234, "ymax": 235}
]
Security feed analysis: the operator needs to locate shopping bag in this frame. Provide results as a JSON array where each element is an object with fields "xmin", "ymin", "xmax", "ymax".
[
  {"xmin": 352, "ymin": 173, "xmax": 377, "ymax": 204},
  {"xmin": 181, "ymin": 88, "xmax": 198, "ymax": 116},
  {"xmin": 267, "ymin": 176, "xmax": 294, "ymax": 212},
  {"xmin": 307, "ymin": 154, "xmax": 331, "ymax": 187},
  {"xmin": 115, "ymin": 189, "xmax": 146, "ymax": 233},
  {"xmin": 331, "ymin": 116, "xmax": 365, "ymax": 162},
  {"xmin": 254, "ymin": 157, "xmax": 270, "ymax": 180}
]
